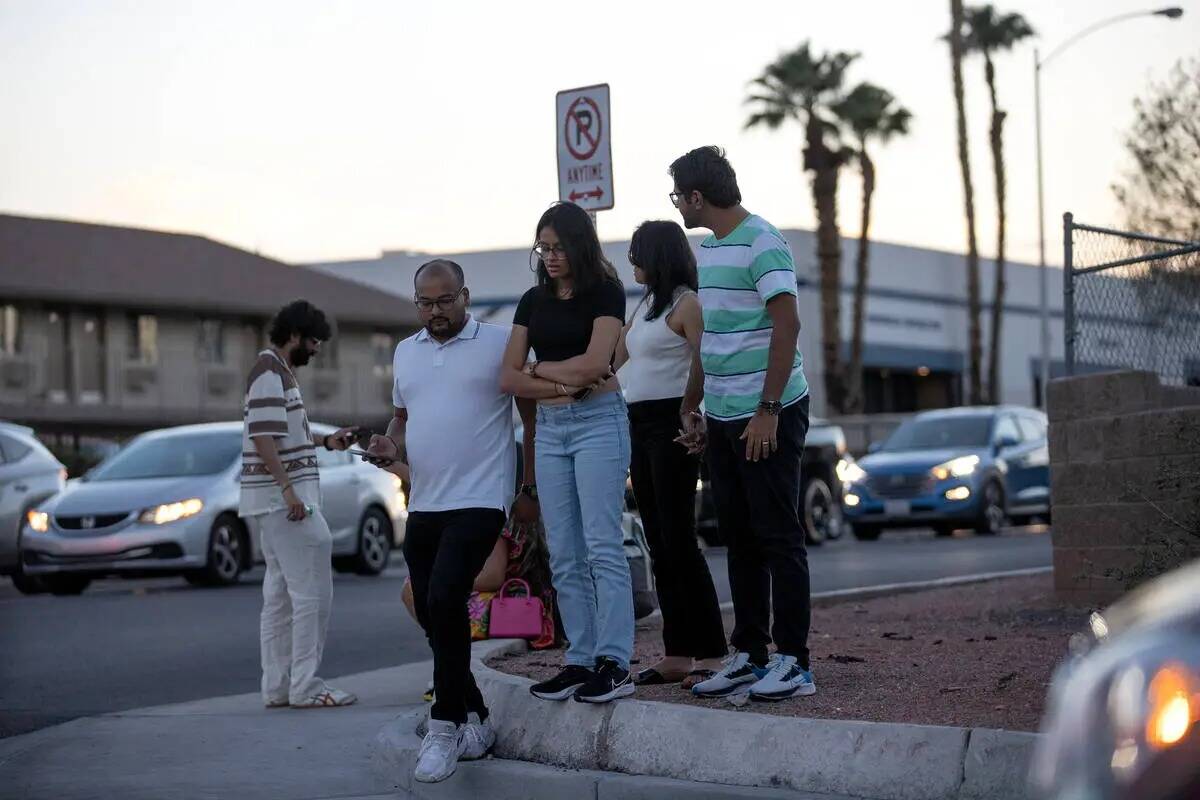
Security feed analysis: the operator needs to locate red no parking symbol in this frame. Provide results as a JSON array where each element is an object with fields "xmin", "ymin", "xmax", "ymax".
[{"xmin": 564, "ymin": 96, "xmax": 602, "ymax": 161}]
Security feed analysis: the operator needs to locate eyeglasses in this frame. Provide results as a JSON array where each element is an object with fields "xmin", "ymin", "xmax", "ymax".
[
  {"xmin": 532, "ymin": 243, "xmax": 568, "ymax": 260},
  {"xmin": 669, "ymin": 191, "xmax": 690, "ymax": 208},
  {"xmin": 414, "ymin": 289, "xmax": 464, "ymax": 312}
]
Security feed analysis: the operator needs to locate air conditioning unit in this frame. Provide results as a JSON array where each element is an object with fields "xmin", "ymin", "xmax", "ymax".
[
  {"xmin": 124, "ymin": 365, "xmax": 158, "ymax": 394},
  {"xmin": 1, "ymin": 359, "xmax": 32, "ymax": 389},
  {"xmin": 206, "ymin": 369, "xmax": 237, "ymax": 397},
  {"xmin": 314, "ymin": 374, "xmax": 339, "ymax": 401}
]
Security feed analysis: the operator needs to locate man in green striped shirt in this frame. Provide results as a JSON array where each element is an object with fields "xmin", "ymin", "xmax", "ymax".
[{"xmin": 669, "ymin": 146, "xmax": 817, "ymax": 702}]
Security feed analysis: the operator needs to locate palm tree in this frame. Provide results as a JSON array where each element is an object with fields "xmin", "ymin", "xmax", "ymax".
[
  {"xmin": 832, "ymin": 83, "xmax": 913, "ymax": 413},
  {"xmin": 948, "ymin": 0, "xmax": 984, "ymax": 405},
  {"xmin": 745, "ymin": 43, "xmax": 858, "ymax": 413},
  {"xmin": 961, "ymin": 5, "xmax": 1035, "ymax": 403}
]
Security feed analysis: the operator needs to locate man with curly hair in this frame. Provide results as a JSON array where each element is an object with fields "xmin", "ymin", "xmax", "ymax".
[{"xmin": 240, "ymin": 299, "xmax": 360, "ymax": 710}]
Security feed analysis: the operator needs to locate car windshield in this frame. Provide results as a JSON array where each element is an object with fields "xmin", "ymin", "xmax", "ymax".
[
  {"xmin": 88, "ymin": 431, "xmax": 242, "ymax": 481},
  {"xmin": 882, "ymin": 416, "xmax": 992, "ymax": 451}
]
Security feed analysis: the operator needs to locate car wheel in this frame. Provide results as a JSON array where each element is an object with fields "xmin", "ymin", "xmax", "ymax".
[
  {"xmin": 44, "ymin": 575, "xmax": 91, "ymax": 596},
  {"xmin": 803, "ymin": 477, "xmax": 837, "ymax": 546},
  {"xmin": 11, "ymin": 569, "xmax": 47, "ymax": 595},
  {"xmin": 353, "ymin": 508, "xmax": 393, "ymax": 576},
  {"xmin": 196, "ymin": 514, "xmax": 246, "ymax": 587},
  {"xmin": 851, "ymin": 524, "xmax": 882, "ymax": 541},
  {"xmin": 331, "ymin": 557, "xmax": 356, "ymax": 574},
  {"xmin": 974, "ymin": 480, "xmax": 1007, "ymax": 536}
]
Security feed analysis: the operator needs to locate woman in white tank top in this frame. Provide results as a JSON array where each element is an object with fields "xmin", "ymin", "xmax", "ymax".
[{"xmin": 614, "ymin": 221, "xmax": 727, "ymax": 689}]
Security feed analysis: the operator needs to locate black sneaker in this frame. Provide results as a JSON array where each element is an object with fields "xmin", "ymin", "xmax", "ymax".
[
  {"xmin": 573, "ymin": 657, "xmax": 635, "ymax": 704},
  {"xmin": 530, "ymin": 664, "xmax": 594, "ymax": 701}
]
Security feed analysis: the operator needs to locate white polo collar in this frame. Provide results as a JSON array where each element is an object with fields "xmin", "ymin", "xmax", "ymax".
[{"xmin": 415, "ymin": 315, "xmax": 481, "ymax": 346}]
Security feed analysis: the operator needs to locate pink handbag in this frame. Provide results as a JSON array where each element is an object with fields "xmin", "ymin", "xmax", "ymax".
[{"xmin": 489, "ymin": 579, "xmax": 544, "ymax": 640}]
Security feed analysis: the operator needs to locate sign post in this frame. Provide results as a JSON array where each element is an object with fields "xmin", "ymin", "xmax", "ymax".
[{"xmin": 556, "ymin": 84, "xmax": 613, "ymax": 221}]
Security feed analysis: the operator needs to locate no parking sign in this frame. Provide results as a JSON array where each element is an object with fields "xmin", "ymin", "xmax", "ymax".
[{"xmin": 555, "ymin": 84, "xmax": 613, "ymax": 212}]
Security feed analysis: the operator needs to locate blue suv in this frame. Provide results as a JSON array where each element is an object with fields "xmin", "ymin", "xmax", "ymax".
[{"xmin": 841, "ymin": 406, "xmax": 1050, "ymax": 541}]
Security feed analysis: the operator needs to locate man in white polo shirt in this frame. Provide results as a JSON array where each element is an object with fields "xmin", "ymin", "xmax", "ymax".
[{"xmin": 365, "ymin": 259, "xmax": 539, "ymax": 784}]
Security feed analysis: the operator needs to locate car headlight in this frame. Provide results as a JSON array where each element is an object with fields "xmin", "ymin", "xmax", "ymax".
[
  {"xmin": 138, "ymin": 498, "xmax": 204, "ymax": 525},
  {"xmin": 931, "ymin": 455, "xmax": 979, "ymax": 481},
  {"xmin": 391, "ymin": 475, "xmax": 408, "ymax": 513},
  {"xmin": 837, "ymin": 459, "xmax": 867, "ymax": 484},
  {"xmin": 26, "ymin": 510, "xmax": 49, "ymax": 533}
]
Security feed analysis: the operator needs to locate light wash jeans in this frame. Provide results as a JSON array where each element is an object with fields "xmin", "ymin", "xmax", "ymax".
[
  {"xmin": 536, "ymin": 391, "xmax": 634, "ymax": 670},
  {"xmin": 256, "ymin": 508, "xmax": 333, "ymax": 704}
]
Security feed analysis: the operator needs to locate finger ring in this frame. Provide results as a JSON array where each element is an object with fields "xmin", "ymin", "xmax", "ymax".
[{"xmin": 762, "ymin": 439, "xmax": 770, "ymax": 445}]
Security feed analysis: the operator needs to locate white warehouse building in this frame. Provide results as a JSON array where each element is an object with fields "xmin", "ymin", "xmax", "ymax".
[{"xmin": 305, "ymin": 230, "xmax": 1070, "ymax": 421}]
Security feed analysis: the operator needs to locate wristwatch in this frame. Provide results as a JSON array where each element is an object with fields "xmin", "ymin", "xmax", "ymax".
[
  {"xmin": 757, "ymin": 400, "xmax": 783, "ymax": 416},
  {"xmin": 519, "ymin": 483, "xmax": 538, "ymax": 501}
]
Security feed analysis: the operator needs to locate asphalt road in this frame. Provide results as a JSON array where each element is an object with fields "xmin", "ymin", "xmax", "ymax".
[{"xmin": 0, "ymin": 524, "xmax": 1051, "ymax": 739}]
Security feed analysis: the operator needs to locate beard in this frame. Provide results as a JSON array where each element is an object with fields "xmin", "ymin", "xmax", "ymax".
[
  {"xmin": 426, "ymin": 316, "xmax": 463, "ymax": 339},
  {"xmin": 289, "ymin": 347, "xmax": 314, "ymax": 367}
]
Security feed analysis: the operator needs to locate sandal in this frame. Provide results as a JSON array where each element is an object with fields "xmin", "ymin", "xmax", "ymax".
[
  {"xmin": 634, "ymin": 668, "xmax": 686, "ymax": 686},
  {"xmin": 681, "ymin": 669, "xmax": 717, "ymax": 691}
]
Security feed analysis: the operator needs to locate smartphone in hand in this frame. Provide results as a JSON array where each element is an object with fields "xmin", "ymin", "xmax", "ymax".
[{"xmin": 347, "ymin": 448, "xmax": 395, "ymax": 464}]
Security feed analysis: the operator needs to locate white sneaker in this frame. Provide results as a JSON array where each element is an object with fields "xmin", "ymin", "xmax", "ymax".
[
  {"xmin": 461, "ymin": 712, "xmax": 496, "ymax": 760},
  {"xmin": 747, "ymin": 654, "xmax": 816, "ymax": 701},
  {"xmin": 414, "ymin": 719, "xmax": 467, "ymax": 784},
  {"xmin": 690, "ymin": 653, "xmax": 766, "ymax": 698},
  {"xmin": 291, "ymin": 687, "xmax": 358, "ymax": 708}
]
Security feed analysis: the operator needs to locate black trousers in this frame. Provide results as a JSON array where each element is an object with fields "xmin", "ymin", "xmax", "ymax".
[
  {"xmin": 628, "ymin": 398, "xmax": 726, "ymax": 660},
  {"xmin": 705, "ymin": 396, "xmax": 811, "ymax": 669},
  {"xmin": 403, "ymin": 507, "xmax": 506, "ymax": 724}
]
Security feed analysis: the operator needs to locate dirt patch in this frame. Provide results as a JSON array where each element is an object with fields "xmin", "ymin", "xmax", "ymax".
[{"xmin": 485, "ymin": 574, "xmax": 1095, "ymax": 732}]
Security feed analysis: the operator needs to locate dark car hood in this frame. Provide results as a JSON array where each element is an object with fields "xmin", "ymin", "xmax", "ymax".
[
  {"xmin": 46, "ymin": 476, "xmax": 219, "ymax": 516},
  {"xmin": 858, "ymin": 448, "xmax": 987, "ymax": 473}
]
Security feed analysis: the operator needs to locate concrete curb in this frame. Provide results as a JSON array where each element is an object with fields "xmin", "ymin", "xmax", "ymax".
[
  {"xmin": 374, "ymin": 568, "xmax": 1050, "ymax": 799},
  {"xmin": 370, "ymin": 707, "xmax": 855, "ymax": 799}
]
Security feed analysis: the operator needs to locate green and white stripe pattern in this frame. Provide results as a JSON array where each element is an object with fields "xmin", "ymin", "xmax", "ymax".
[{"xmin": 698, "ymin": 215, "xmax": 808, "ymax": 421}]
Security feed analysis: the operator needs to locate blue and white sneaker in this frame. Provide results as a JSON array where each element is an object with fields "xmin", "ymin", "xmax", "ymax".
[
  {"xmin": 690, "ymin": 652, "xmax": 768, "ymax": 698},
  {"xmin": 748, "ymin": 654, "xmax": 816, "ymax": 701}
]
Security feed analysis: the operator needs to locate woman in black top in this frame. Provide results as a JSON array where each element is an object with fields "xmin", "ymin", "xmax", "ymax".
[{"xmin": 500, "ymin": 202, "xmax": 634, "ymax": 704}]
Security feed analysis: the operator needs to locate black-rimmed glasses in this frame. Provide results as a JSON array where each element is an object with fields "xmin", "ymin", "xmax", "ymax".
[
  {"xmin": 532, "ymin": 243, "xmax": 568, "ymax": 260},
  {"xmin": 413, "ymin": 289, "xmax": 464, "ymax": 312}
]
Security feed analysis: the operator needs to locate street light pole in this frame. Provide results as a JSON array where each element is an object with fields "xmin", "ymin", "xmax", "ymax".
[{"xmin": 1033, "ymin": 6, "xmax": 1183, "ymax": 407}]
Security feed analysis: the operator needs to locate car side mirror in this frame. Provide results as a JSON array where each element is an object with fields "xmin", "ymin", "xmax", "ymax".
[
  {"xmin": 994, "ymin": 436, "xmax": 1019, "ymax": 453},
  {"xmin": 867, "ymin": 441, "xmax": 882, "ymax": 454}
]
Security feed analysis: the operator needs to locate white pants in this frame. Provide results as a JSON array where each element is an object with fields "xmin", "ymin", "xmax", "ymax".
[{"xmin": 256, "ymin": 508, "xmax": 333, "ymax": 704}]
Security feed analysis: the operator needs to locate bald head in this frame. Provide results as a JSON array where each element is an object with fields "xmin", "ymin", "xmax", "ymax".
[{"xmin": 414, "ymin": 259, "xmax": 465, "ymax": 291}]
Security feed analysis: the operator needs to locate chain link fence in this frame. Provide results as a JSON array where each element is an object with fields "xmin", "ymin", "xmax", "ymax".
[{"xmin": 1064, "ymin": 213, "xmax": 1200, "ymax": 385}]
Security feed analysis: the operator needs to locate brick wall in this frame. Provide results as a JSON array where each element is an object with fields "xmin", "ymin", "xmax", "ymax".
[{"xmin": 1048, "ymin": 371, "xmax": 1200, "ymax": 604}]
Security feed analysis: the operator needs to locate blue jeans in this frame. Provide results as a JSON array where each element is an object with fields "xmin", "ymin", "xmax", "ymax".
[{"xmin": 535, "ymin": 391, "xmax": 634, "ymax": 670}]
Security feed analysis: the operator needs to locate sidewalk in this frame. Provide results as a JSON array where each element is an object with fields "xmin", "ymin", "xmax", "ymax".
[{"xmin": 0, "ymin": 659, "xmax": 435, "ymax": 800}]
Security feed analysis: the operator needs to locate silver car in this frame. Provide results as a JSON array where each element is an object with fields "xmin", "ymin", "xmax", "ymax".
[
  {"xmin": 0, "ymin": 421, "xmax": 68, "ymax": 593},
  {"xmin": 19, "ymin": 422, "xmax": 407, "ymax": 595}
]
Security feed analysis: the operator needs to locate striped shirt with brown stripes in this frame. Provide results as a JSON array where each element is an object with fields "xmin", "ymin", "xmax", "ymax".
[{"xmin": 239, "ymin": 350, "xmax": 321, "ymax": 516}]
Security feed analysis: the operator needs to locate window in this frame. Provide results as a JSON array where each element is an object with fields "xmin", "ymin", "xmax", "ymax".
[
  {"xmin": 993, "ymin": 415, "xmax": 1022, "ymax": 446},
  {"xmin": 0, "ymin": 433, "xmax": 32, "ymax": 463},
  {"xmin": 882, "ymin": 416, "xmax": 992, "ymax": 451},
  {"xmin": 1017, "ymin": 415, "xmax": 1046, "ymax": 441},
  {"xmin": 0, "ymin": 305, "xmax": 20, "ymax": 355},
  {"xmin": 371, "ymin": 333, "xmax": 394, "ymax": 378},
  {"xmin": 128, "ymin": 314, "xmax": 159, "ymax": 364},
  {"xmin": 88, "ymin": 431, "xmax": 241, "ymax": 481},
  {"xmin": 198, "ymin": 319, "xmax": 226, "ymax": 363}
]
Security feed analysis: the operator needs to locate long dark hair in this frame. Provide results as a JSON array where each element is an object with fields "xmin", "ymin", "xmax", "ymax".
[
  {"xmin": 628, "ymin": 221, "xmax": 698, "ymax": 321},
  {"xmin": 532, "ymin": 202, "xmax": 619, "ymax": 296}
]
